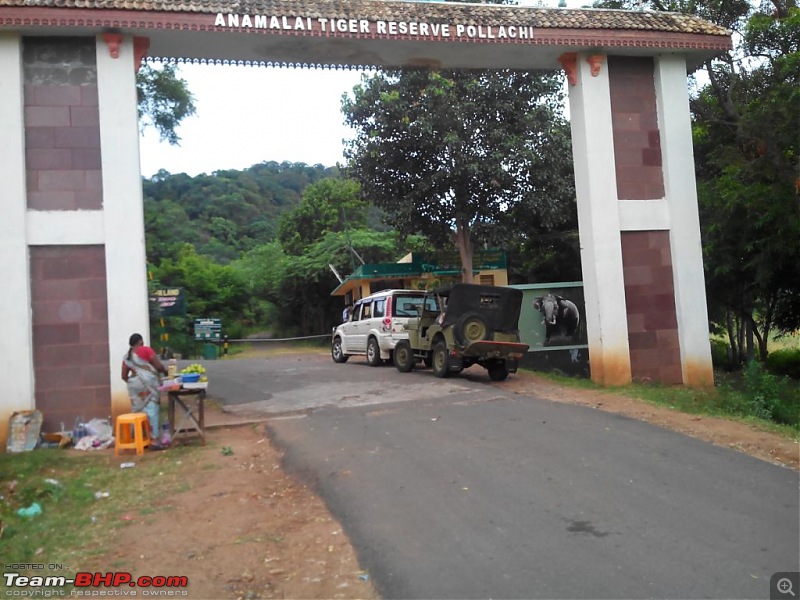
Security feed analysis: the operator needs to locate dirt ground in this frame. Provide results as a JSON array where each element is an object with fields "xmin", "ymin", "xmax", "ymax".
[{"xmin": 100, "ymin": 357, "xmax": 798, "ymax": 600}]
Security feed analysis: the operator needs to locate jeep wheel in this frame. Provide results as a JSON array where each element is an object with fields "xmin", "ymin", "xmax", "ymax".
[
  {"xmin": 393, "ymin": 340, "xmax": 415, "ymax": 373},
  {"xmin": 366, "ymin": 337, "xmax": 382, "ymax": 367},
  {"xmin": 488, "ymin": 363, "xmax": 509, "ymax": 381},
  {"xmin": 331, "ymin": 337, "xmax": 349, "ymax": 363},
  {"xmin": 432, "ymin": 342, "xmax": 451, "ymax": 378},
  {"xmin": 456, "ymin": 312, "xmax": 489, "ymax": 345}
]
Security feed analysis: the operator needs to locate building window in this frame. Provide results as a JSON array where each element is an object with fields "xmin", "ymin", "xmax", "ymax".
[{"xmin": 480, "ymin": 274, "xmax": 495, "ymax": 286}]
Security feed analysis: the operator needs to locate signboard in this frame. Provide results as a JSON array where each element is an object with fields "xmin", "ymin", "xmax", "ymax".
[
  {"xmin": 194, "ymin": 318, "xmax": 222, "ymax": 341},
  {"xmin": 426, "ymin": 249, "xmax": 508, "ymax": 271},
  {"xmin": 213, "ymin": 13, "xmax": 536, "ymax": 42},
  {"xmin": 511, "ymin": 282, "xmax": 589, "ymax": 378},
  {"xmin": 150, "ymin": 287, "xmax": 186, "ymax": 317},
  {"xmin": 511, "ymin": 283, "xmax": 588, "ymax": 350}
]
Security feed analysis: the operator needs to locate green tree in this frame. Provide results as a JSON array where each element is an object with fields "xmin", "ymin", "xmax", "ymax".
[
  {"xmin": 691, "ymin": 2, "xmax": 799, "ymax": 362},
  {"xmin": 234, "ymin": 229, "xmax": 423, "ymax": 336},
  {"xmin": 142, "ymin": 162, "xmax": 339, "ymax": 263},
  {"xmin": 342, "ymin": 69, "xmax": 575, "ymax": 283},
  {"xmin": 151, "ymin": 244, "xmax": 250, "ymax": 339},
  {"xmin": 137, "ymin": 63, "xmax": 196, "ymax": 145},
  {"xmin": 277, "ymin": 178, "xmax": 366, "ymax": 255}
]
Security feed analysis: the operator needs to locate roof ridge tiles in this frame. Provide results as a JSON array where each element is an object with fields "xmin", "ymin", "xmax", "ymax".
[{"xmin": 0, "ymin": 0, "xmax": 731, "ymax": 37}]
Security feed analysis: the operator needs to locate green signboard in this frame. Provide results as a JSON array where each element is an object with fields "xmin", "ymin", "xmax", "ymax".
[
  {"xmin": 194, "ymin": 318, "xmax": 222, "ymax": 341},
  {"xmin": 150, "ymin": 287, "xmax": 186, "ymax": 316}
]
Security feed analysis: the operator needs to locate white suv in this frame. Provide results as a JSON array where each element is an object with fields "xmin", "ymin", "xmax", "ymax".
[{"xmin": 331, "ymin": 289, "xmax": 438, "ymax": 366}]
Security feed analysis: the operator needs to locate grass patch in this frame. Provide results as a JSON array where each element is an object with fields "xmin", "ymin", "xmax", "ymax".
[
  {"xmin": 530, "ymin": 368, "xmax": 800, "ymax": 437},
  {"xmin": 230, "ymin": 340, "xmax": 328, "ymax": 359},
  {"xmin": 0, "ymin": 445, "xmax": 202, "ymax": 582}
]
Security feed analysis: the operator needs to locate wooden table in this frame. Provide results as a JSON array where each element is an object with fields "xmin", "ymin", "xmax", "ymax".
[{"xmin": 167, "ymin": 387, "xmax": 206, "ymax": 445}]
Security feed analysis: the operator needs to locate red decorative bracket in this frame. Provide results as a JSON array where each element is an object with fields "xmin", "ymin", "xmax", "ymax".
[
  {"xmin": 133, "ymin": 37, "xmax": 150, "ymax": 72},
  {"xmin": 102, "ymin": 33, "xmax": 122, "ymax": 59},
  {"xmin": 587, "ymin": 54, "xmax": 605, "ymax": 77},
  {"xmin": 558, "ymin": 52, "xmax": 578, "ymax": 86}
]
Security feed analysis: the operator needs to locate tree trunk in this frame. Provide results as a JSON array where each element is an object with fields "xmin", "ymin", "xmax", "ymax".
[
  {"xmin": 744, "ymin": 316, "xmax": 756, "ymax": 363},
  {"xmin": 736, "ymin": 313, "xmax": 746, "ymax": 366},
  {"xmin": 454, "ymin": 219, "xmax": 474, "ymax": 284},
  {"xmin": 726, "ymin": 309, "xmax": 739, "ymax": 367}
]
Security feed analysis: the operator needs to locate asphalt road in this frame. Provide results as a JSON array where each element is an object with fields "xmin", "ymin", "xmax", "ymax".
[{"xmin": 199, "ymin": 353, "xmax": 800, "ymax": 599}]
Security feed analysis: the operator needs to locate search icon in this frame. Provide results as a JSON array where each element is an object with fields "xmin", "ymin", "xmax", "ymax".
[
  {"xmin": 772, "ymin": 573, "xmax": 800, "ymax": 600},
  {"xmin": 778, "ymin": 578, "xmax": 796, "ymax": 597}
]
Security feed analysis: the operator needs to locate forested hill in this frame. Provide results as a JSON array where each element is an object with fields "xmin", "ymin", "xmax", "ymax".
[{"xmin": 142, "ymin": 161, "xmax": 339, "ymax": 264}]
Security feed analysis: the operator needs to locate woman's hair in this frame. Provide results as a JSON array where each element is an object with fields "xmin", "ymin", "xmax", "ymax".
[{"xmin": 127, "ymin": 333, "xmax": 143, "ymax": 361}]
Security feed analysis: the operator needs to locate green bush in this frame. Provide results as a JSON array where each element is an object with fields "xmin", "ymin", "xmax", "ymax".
[
  {"xmin": 710, "ymin": 338, "xmax": 734, "ymax": 370},
  {"xmin": 739, "ymin": 360, "xmax": 799, "ymax": 427},
  {"xmin": 772, "ymin": 397, "xmax": 800, "ymax": 427},
  {"xmin": 766, "ymin": 347, "xmax": 800, "ymax": 379},
  {"xmin": 742, "ymin": 361, "xmax": 779, "ymax": 420}
]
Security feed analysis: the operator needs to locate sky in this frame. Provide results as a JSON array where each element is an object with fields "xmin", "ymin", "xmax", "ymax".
[{"xmin": 138, "ymin": 65, "xmax": 366, "ymax": 178}]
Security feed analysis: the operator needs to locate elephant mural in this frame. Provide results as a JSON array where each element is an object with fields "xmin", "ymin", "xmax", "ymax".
[{"xmin": 533, "ymin": 293, "xmax": 581, "ymax": 343}]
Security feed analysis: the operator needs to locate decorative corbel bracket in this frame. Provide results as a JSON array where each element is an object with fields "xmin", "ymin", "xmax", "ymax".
[
  {"xmin": 587, "ymin": 54, "xmax": 605, "ymax": 78},
  {"xmin": 558, "ymin": 52, "xmax": 578, "ymax": 86},
  {"xmin": 102, "ymin": 33, "xmax": 122, "ymax": 59},
  {"xmin": 134, "ymin": 37, "xmax": 150, "ymax": 72}
]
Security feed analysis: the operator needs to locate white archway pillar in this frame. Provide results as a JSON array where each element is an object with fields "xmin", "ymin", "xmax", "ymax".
[
  {"xmin": 0, "ymin": 33, "xmax": 35, "ymax": 443},
  {"xmin": 96, "ymin": 33, "xmax": 151, "ymax": 416},
  {"xmin": 655, "ymin": 55, "xmax": 714, "ymax": 385},
  {"xmin": 566, "ymin": 52, "xmax": 632, "ymax": 385},
  {"xmin": 564, "ymin": 52, "xmax": 714, "ymax": 387}
]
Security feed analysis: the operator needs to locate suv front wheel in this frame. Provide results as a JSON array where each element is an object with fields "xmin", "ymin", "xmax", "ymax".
[
  {"xmin": 331, "ymin": 337, "xmax": 349, "ymax": 363},
  {"xmin": 366, "ymin": 337, "xmax": 382, "ymax": 367}
]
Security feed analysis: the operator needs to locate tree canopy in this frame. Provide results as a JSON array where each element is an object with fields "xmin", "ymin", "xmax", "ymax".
[
  {"xmin": 342, "ymin": 69, "xmax": 576, "ymax": 283},
  {"xmin": 142, "ymin": 161, "xmax": 339, "ymax": 263},
  {"xmin": 136, "ymin": 63, "xmax": 196, "ymax": 145}
]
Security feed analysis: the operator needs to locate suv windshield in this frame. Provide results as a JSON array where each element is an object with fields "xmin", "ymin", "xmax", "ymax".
[{"xmin": 392, "ymin": 294, "xmax": 438, "ymax": 317}]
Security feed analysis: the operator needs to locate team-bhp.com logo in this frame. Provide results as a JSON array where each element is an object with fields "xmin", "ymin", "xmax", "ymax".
[{"xmin": 3, "ymin": 571, "xmax": 189, "ymax": 596}]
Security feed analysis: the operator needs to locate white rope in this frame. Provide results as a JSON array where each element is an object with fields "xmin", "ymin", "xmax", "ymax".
[{"xmin": 226, "ymin": 334, "xmax": 330, "ymax": 342}]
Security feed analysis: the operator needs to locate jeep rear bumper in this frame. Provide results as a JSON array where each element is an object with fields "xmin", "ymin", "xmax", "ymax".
[{"xmin": 460, "ymin": 340, "xmax": 529, "ymax": 359}]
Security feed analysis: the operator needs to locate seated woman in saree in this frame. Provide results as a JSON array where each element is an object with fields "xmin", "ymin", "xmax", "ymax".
[{"xmin": 121, "ymin": 333, "xmax": 168, "ymax": 448}]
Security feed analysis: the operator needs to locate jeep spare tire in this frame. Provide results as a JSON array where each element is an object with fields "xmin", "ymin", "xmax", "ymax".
[
  {"xmin": 455, "ymin": 312, "xmax": 489, "ymax": 345},
  {"xmin": 393, "ymin": 340, "xmax": 415, "ymax": 372}
]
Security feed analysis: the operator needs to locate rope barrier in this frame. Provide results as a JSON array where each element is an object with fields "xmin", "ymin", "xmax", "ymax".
[{"xmin": 226, "ymin": 334, "xmax": 330, "ymax": 343}]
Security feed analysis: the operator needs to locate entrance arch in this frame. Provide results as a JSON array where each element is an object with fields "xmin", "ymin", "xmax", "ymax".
[{"xmin": 0, "ymin": 0, "xmax": 731, "ymax": 444}]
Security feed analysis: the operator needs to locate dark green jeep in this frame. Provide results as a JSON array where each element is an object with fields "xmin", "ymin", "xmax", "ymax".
[{"xmin": 392, "ymin": 284, "xmax": 529, "ymax": 381}]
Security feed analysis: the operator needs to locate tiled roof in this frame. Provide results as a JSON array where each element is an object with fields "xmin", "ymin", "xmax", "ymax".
[{"xmin": 0, "ymin": 0, "xmax": 730, "ymax": 37}]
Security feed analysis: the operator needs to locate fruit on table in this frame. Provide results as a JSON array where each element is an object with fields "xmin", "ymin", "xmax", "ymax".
[{"xmin": 181, "ymin": 363, "xmax": 206, "ymax": 375}]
